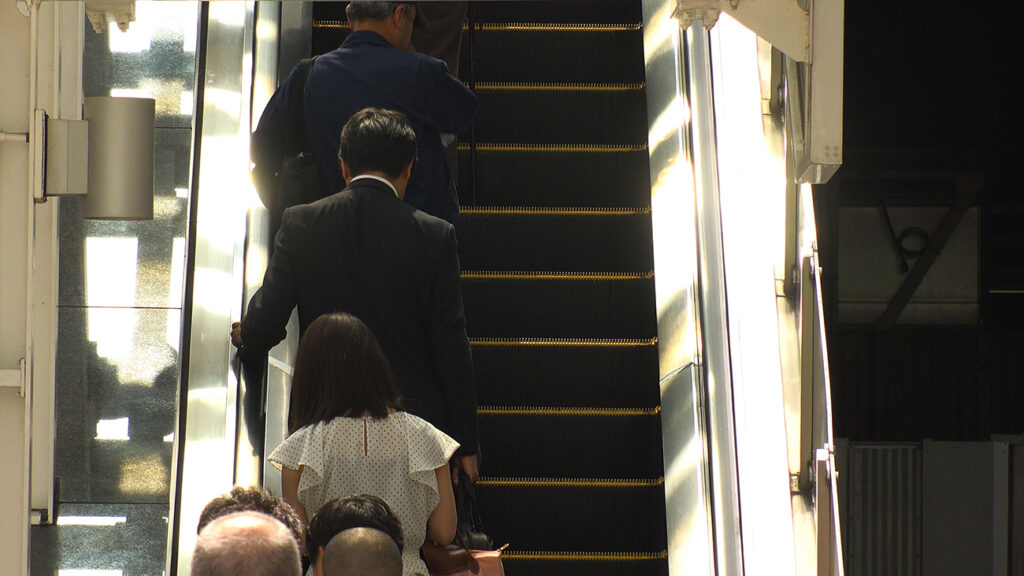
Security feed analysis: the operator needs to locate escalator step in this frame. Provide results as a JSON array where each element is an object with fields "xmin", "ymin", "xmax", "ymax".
[
  {"xmin": 475, "ymin": 478, "xmax": 667, "ymax": 551},
  {"xmin": 466, "ymin": 24, "xmax": 644, "ymax": 84},
  {"xmin": 462, "ymin": 272, "xmax": 656, "ymax": 339},
  {"xmin": 478, "ymin": 408, "xmax": 663, "ymax": 478},
  {"xmin": 471, "ymin": 340, "xmax": 660, "ymax": 407},
  {"xmin": 455, "ymin": 208, "xmax": 653, "ymax": 272},
  {"xmin": 502, "ymin": 552, "xmax": 668, "ymax": 576},
  {"xmin": 456, "ymin": 146, "xmax": 651, "ymax": 208},
  {"xmin": 472, "ymin": 83, "xmax": 647, "ymax": 144},
  {"xmin": 468, "ymin": 2, "xmax": 642, "ymax": 25}
]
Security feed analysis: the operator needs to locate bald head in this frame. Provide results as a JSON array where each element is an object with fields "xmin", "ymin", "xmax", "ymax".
[
  {"xmin": 322, "ymin": 527, "xmax": 403, "ymax": 576},
  {"xmin": 192, "ymin": 511, "xmax": 302, "ymax": 576}
]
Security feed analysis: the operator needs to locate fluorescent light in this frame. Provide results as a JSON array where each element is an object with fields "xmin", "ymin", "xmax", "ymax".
[
  {"xmin": 110, "ymin": 88, "xmax": 153, "ymax": 100},
  {"xmin": 180, "ymin": 90, "xmax": 194, "ymax": 116},
  {"xmin": 95, "ymin": 418, "xmax": 130, "ymax": 441},
  {"xmin": 56, "ymin": 516, "xmax": 127, "ymax": 527}
]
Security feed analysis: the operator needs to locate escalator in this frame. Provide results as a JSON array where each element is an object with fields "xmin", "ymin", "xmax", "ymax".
[{"xmin": 311, "ymin": 2, "xmax": 668, "ymax": 574}]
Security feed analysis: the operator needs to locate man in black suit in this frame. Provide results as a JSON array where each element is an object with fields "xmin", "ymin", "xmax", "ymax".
[{"xmin": 232, "ymin": 107, "xmax": 478, "ymax": 479}]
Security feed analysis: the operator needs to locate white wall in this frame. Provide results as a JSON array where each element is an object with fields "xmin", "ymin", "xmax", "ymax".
[
  {"xmin": 0, "ymin": 2, "xmax": 34, "ymax": 573},
  {"xmin": 1, "ymin": 2, "xmax": 71, "ymax": 572}
]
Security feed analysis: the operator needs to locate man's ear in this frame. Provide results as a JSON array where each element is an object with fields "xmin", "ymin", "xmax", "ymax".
[
  {"xmin": 340, "ymin": 158, "xmax": 352, "ymax": 184},
  {"xmin": 401, "ymin": 161, "xmax": 413, "ymax": 181},
  {"xmin": 312, "ymin": 546, "xmax": 326, "ymax": 576},
  {"xmin": 393, "ymin": 3, "xmax": 408, "ymax": 26}
]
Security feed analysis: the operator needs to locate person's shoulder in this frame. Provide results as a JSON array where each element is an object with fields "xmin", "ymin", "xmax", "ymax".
[
  {"xmin": 395, "ymin": 411, "xmax": 444, "ymax": 434},
  {"xmin": 409, "ymin": 206, "xmax": 453, "ymax": 233}
]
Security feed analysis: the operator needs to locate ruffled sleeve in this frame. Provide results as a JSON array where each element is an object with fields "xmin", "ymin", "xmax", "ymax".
[
  {"xmin": 267, "ymin": 424, "xmax": 325, "ymax": 496},
  {"xmin": 403, "ymin": 413, "xmax": 459, "ymax": 492}
]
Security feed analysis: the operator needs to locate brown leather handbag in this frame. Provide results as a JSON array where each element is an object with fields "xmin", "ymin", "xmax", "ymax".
[
  {"xmin": 421, "ymin": 533, "xmax": 507, "ymax": 576},
  {"xmin": 421, "ymin": 474, "xmax": 506, "ymax": 575}
]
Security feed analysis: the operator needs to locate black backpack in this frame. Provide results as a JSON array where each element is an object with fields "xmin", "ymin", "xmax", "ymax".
[{"xmin": 251, "ymin": 57, "xmax": 324, "ymax": 241}]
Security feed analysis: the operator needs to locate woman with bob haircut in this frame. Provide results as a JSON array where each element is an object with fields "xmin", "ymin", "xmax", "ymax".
[{"xmin": 268, "ymin": 311, "xmax": 457, "ymax": 576}]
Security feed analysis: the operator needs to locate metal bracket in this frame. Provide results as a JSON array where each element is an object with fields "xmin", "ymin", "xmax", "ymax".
[
  {"xmin": 674, "ymin": 0, "xmax": 722, "ymax": 30},
  {"xmin": 0, "ymin": 358, "xmax": 28, "ymax": 398},
  {"xmin": 85, "ymin": 0, "xmax": 137, "ymax": 33}
]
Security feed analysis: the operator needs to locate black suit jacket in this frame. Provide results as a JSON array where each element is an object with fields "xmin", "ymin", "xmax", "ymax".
[{"xmin": 240, "ymin": 178, "xmax": 478, "ymax": 452}]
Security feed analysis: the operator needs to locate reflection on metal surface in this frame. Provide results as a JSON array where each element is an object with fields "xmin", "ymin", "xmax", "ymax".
[
  {"xmin": 686, "ymin": 14, "xmax": 746, "ymax": 576},
  {"xmin": 278, "ymin": 1, "xmax": 312, "ymax": 86},
  {"xmin": 711, "ymin": 14, "xmax": 797, "ymax": 573},
  {"xmin": 247, "ymin": 0, "xmax": 299, "ymax": 497},
  {"xmin": 172, "ymin": 2, "xmax": 253, "ymax": 574},
  {"xmin": 641, "ymin": 1, "xmax": 714, "ymax": 574},
  {"xmin": 811, "ymin": 250, "xmax": 845, "ymax": 574}
]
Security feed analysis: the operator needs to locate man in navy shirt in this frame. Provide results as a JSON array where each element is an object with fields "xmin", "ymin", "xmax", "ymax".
[{"xmin": 254, "ymin": 1, "xmax": 478, "ymax": 223}]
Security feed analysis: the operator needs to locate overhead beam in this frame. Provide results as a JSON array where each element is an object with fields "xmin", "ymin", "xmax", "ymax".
[
  {"xmin": 675, "ymin": 0, "xmax": 810, "ymax": 62},
  {"xmin": 876, "ymin": 175, "xmax": 983, "ymax": 330}
]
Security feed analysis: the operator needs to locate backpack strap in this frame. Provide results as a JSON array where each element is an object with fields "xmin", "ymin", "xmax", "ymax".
[{"xmin": 284, "ymin": 56, "xmax": 317, "ymax": 156}]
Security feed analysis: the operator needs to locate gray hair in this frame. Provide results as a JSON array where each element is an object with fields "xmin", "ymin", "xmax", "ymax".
[
  {"xmin": 347, "ymin": 1, "xmax": 408, "ymax": 22},
  {"xmin": 192, "ymin": 511, "xmax": 301, "ymax": 576}
]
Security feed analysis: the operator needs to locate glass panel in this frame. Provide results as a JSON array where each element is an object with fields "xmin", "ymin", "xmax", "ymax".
[
  {"xmin": 55, "ymin": 307, "xmax": 179, "ymax": 503},
  {"xmin": 42, "ymin": 3, "xmax": 198, "ymax": 575}
]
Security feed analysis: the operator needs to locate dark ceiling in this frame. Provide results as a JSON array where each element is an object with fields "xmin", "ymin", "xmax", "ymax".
[{"xmin": 819, "ymin": 1, "xmax": 1023, "ymax": 441}]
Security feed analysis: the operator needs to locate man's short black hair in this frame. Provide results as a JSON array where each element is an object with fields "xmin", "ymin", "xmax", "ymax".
[
  {"xmin": 347, "ymin": 1, "xmax": 413, "ymax": 23},
  {"xmin": 338, "ymin": 107, "xmax": 417, "ymax": 179},
  {"xmin": 307, "ymin": 494, "xmax": 404, "ymax": 560}
]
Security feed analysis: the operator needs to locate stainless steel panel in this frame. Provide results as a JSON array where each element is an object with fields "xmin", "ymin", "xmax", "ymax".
[
  {"xmin": 171, "ymin": 2, "xmax": 254, "ymax": 574},
  {"xmin": 709, "ymin": 14, "xmax": 797, "ymax": 574},
  {"xmin": 659, "ymin": 363, "xmax": 714, "ymax": 575},
  {"xmin": 245, "ymin": 0, "xmax": 303, "ymax": 495},
  {"xmin": 278, "ymin": 1, "xmax": 312, "ymax": 85},
  {"xmin": 687, "ymin": 16, "xmax": 745, "ymax": 576},
  {"xmin": 262, "ymin": 314, "xmax": 299, "ymax": 498},
  {"xmin": 641, "ymin": 1, "xmax": 714, "ymax": 574}
]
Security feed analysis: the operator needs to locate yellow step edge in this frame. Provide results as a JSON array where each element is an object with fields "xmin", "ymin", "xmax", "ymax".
[
  {"xmin": 469, "ymin": 23, "xmax": 643, "ymax": 32},
  {"xmin": 457, "ymin": 143, "xmax": 647, "ymax": 153},
  {"xmin": 312, "ymin": 22, "xmax": 643, "ymax": 33},
  {"xmin": 312, "ymin": 20, "xmax": 349, "ymax": 29},
  {"xmin": 473, "ymin": 82, "xmax": 644, "ymax": 92},
  {"xmin": 478, "ymin": 406, "xmax": 660, "ymax": 417},
  {"xmin": 478, "ymin": 477, "xmax": 664, "ymax": 488},
  {"xmin": 504, "ymin": 550, "xmax": 668, "ymax": 562},
  {"xmin": 462, "ymin": 271, "xmax": 653, "ymax": 281},
  {"xmin": 460, "ymin": 206, "xmax": 650, "ymax": 216},
  {"xmin": 470, "ymin": 337, "xmax": 657, "ymax": 348}
]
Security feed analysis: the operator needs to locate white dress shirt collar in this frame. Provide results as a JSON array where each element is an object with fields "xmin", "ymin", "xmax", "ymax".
[{"xmin": 350, "ymin": 174, "xmax": 398, "ymax": 197}]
